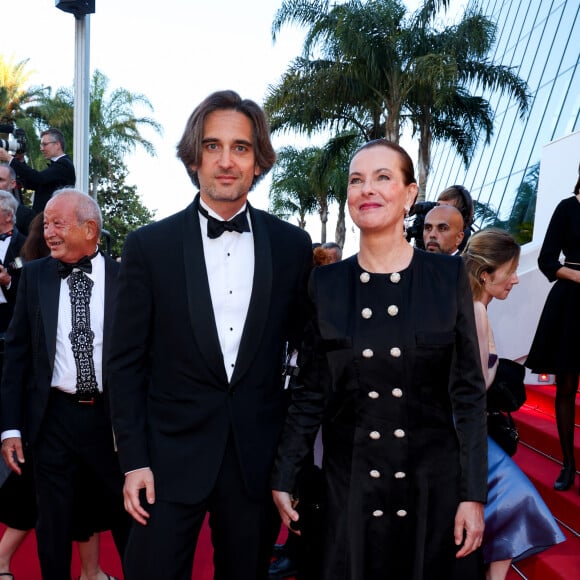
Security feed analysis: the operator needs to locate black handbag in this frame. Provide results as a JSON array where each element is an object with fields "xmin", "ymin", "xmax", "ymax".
[
  {"xmin": 487, "ymin": 358, "xmax": 526, "ymax": 412},
  {"xmin": 487, "ymin": 410, "xmax": 519, "ymax": 456}
]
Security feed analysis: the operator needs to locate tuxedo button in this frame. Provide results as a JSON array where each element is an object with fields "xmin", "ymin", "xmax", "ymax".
[
  {"xmin": 394, "ymin": 471, "xmax": 406, "ymax": 479},
  {"xmin": 391, "ymin": 388, "xmax": 403, "ymax": 398},
  {"xmin": 387, "ymin": 305, "xmax": 399, "ymax": 316},
  {"xmin": 362, "ymin": 348, "xmax": 374, "ymax": 358},
  {"xmin": 390, "ymin": 347, "xmax": 401, "ymax": 358},
  {"xmin": 368, "ymin": 391, "xmax": 380, "ymax": 399},
  {"xmin": 372, "ymin": 510, "xmax": 384, "ymax": 517},
  {"xmin": 369, "ymin": 431, "xmax": 381, "ymax": 440},
  {"xmin": 394, "ymin": 429, "xmax": 405, "ymax": 438},
  {"xmin": 369, "ymin": 469, "xmax": 381, "ymax": 478},
  {"xmin": 396, "ymin": 509, "xmax": 408, "ymax": 517}
]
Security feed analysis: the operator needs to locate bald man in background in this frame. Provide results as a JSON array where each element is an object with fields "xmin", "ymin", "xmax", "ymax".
[{"xmin": 423, "ymin": 204, "xmax": 465, "ymax": 255}]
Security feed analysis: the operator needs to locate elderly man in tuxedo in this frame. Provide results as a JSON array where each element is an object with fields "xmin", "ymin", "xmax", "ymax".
[
  {"xmin": 108, "ymin": 90, "xmax": 313, "ymax": 580},
  {"xmin": 0, "ymin": 128, "xmax": 76, "ymax": 214},
  {"xmin": 0, "ymin": 189, "xmax": 128, "ymax": 579}
]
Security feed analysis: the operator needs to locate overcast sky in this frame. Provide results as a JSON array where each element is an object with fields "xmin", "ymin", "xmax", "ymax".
[{"xmin": 3, "ymin": 0, "xmax": 464, "ymax": 254}]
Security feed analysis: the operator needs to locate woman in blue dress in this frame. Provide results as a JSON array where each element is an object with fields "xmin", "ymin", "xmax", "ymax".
[{"xmin": 462, "ymin": 229, "xmax": 565, "ymax": 580}]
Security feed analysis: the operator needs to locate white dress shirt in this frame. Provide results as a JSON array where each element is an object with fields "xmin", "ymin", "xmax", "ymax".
[
  {"xmin": 198, "ymin": 199, "xmax": 254, "ymax": 382},
  {"xmin": 51, "ymin": 251, "xmax": 105, "ymax": 393}
]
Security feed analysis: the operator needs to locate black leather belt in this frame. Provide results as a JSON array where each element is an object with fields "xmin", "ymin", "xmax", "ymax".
[{"xmin": 52, "ymin": 389, "xmax": 103, "ymax": 405}]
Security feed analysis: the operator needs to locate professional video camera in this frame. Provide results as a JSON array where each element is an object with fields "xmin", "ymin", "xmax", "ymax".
[
  {"xmin": 405, "ymin": 201, "xmax": 438, "ymax": 250},
  {"xmin": 0, "ymin": 122, "xmax": 27, "ymax": 156}
]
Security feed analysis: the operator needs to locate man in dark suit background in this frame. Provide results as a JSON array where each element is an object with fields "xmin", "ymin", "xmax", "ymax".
[
  {"xmin": 0, "ymin": 189, "xmax": 128, "ymax": 579},
  {"xmin": 108, "ymin": 90, "xmax": 312, "ymax": 580},
  {"xmin": 0, "ymin": 128, "xmax": 76, "ymax": 214}
]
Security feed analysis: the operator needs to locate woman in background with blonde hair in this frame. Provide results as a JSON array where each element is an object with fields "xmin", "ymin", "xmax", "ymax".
[{"xmin": 462, "ymin": 228, "xmax": 564, "ymax": 580}]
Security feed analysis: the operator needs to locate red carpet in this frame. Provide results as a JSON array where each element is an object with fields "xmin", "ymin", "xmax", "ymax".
[
  {"xmin": 3, "ymin": 382, "xmax": 577, "ymax": 579},
  {"xmin": 0, "ymin": 518, "xmax": 214, "ymax": 579}
]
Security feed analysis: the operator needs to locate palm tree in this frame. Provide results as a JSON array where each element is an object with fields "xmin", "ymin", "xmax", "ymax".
[
  {"xmin": 0, "ymin": 55, "xmax": 48, "ymax": 168},
  {"xmin": 33, "ymin": 70, "xmax": 163, "ymax": 198},
  {"xmin": 267, "ymin": 0, "xmax": 529, "ymax": 200},
  {"xmin": 270, "ymin": 146, "xmax": 320, "ymax": 230}
]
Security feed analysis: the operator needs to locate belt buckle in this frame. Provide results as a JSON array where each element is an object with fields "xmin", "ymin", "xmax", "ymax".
[{"xmin": 77, "ymin": 395, "xmax": 96, "ymax": 405}]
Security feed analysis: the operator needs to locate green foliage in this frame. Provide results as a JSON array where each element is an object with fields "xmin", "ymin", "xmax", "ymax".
[
  {"xmin": 267, "ymin": 0, "xmax": 529, "ymax": 202},
  {"xmin": 97, "ymin": 162, "xmax": 155, "ymax": 257}
]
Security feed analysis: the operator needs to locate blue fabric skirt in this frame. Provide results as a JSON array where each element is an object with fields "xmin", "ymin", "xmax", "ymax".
[{"xmin": 483, "ymin": 437, "xmax": 565, "ymax": 563}]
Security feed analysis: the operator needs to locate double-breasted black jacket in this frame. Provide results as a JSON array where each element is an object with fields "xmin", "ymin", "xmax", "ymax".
[{"xmin": 272, "ymin": 251, "xmax": 488, "ymax": 579}]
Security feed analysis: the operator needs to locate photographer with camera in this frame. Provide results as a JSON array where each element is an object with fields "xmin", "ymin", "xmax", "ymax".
[{"xmin": 0, "ymin": 128, "xmax": 75, "ymax": 214}]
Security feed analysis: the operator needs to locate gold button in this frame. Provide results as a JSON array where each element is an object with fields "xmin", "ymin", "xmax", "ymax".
[
  {"xmin": 394, "ymin": 429, "xmax": 405, "ymax": 438},
  {"xmin": 362, "ymin": 348, "xmax": 374, "ymax": 358},
  {"xmin": 361, "ymin": 308, "xmax": 373, "ymax": 319},
  {"xmin": 390, "ymin": 272, "xmax": 401, "ymax": 284},
  {"xmin": 360, "ymin": 272, "xmax": 370, "ymax": 283},
  {"xmin": 369, "ymin": 469, "xmax": 381, "ymax": 478},
  {"xmin": 369, "ymin": 431, "xmax": 381, "ymax": 440},
  {"xmin": 390, "ymin": 347, "xmax": 401, "ymax": 358},
  {"xmin": 368, "ymin": 391, "xmax": 380, "ymax": 399},
  {"xmin": 387, "ymin": 305, "xmax": 399, "ymax": 316},
  {"xmin": 391, "ymin": 388, "xmax": 403, "ymax": 398},
  {"xmin": 396, "ymin": 509, "xmax": 407, "ymax": 517}
]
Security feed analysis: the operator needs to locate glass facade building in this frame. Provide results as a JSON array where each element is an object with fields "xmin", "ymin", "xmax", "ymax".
[{"xmin": 427, "ymin": 0, "xmax": 579, "ymax": 238}]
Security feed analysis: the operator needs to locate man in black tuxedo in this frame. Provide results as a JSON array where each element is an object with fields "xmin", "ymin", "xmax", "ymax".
[
  {"xmin": 108, "ymin": 90, "xmax": 312, "ymax": 580},
  {"xmin": 0, "ymin": 128, "xmax": 76, "ymax": 214},
  {"xmin": 0, "ymin": 189, "xmax": 128, "ymax": 579},
  {"xmin": 0, "ymin": 190, "xmax": 26, "ymax": 344}
]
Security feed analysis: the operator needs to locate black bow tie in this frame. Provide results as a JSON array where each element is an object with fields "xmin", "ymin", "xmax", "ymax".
[
  {"xmin": 0, "ymin": 231, "xmax": 12, "ymax": 241},
  {"xmin": 198, "ymin": 204, "xmax": 250, "ymax": 239},
  {"xmin": 57, "ymin": 251, "xmax": 98, "ymax": 279}
]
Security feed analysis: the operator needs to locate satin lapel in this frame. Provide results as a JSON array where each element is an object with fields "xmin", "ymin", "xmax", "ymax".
[
  {"xmin": 183, "ymin": 198, "xmax": 228, "ymax": 384},
  {"xmin": 38, "ymin": 259, "xmax": 61, "ymax": 372},
  {"xmin": 102, "ymin": 256, "xmax": 118, "ymax": 378},
  {"xmin": 230, "ymin": 205, "xmax": 272, "ymax": 385}
]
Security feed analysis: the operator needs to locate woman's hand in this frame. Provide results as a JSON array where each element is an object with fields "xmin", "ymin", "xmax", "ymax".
[
  {"xmin": 272, "ymin": 490, "xmax": 301, "ymax": 536},
  {"xmin": 454, "ymin": 500, "xmax": 485, "ymax": 558}
]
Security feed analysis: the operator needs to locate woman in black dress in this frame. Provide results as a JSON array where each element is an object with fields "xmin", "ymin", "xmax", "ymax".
[
  {"xmin": 272, "ymin": 139, "xmax": 488, "ymax": 579},
  {"xmin": 526, "ymin": 167, "xmax": 580, "ymax": 492}
]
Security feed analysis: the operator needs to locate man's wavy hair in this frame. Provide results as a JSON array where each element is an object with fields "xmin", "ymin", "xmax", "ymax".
[{"xmin": 176, "ymin": 90, "xmax": 276, "ymax": 191}]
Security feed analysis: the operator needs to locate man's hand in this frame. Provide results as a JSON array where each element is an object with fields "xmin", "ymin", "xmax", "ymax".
[
  {"xmin": 123, "ymin": 467, "xmax": 155, "ymax": 525},
  {"xmin": 0, "ymin": 265, "xmax": 11, "ymax": 287},
  {"xmin": 1, "ymin": 437, "xmax": 24, "ymax": 475},
  {"xmin": 454, "ymin": 500, "xmax": 485, "ymax": 558},
  {"xmin": 272, "ymin": 490, "xmax": 301, "ymax": 536}
]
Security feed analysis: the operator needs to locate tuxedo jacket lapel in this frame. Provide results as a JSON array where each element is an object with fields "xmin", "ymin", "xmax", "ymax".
[
  {"xmin": 183, "ymin": 200, "xmax": 228, "ymax": 384},
  {"xmin": 38, "ymin": 259, "xmax": 61, "ymax": 375},
  {"xmin": 231, "ymin": 205, "xmax": 272, "ymax": 385},
  {"xmin": 102, "ymin": 256, "xmax": 117, "ymax": 379}
]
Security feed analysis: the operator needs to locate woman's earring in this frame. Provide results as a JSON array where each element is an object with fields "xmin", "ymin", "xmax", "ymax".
[{"xmin": 403, "ymin": 207, "xmax": 410, "ymax": 238}]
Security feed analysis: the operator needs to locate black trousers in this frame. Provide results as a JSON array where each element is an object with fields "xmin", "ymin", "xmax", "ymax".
[
  {"xmin": 33, "ymin": 390, "xmax": 129, "ymax": 580},
  {"xmin": 124, "ymin": 435, "xmax": 279, "ymax": 580}
]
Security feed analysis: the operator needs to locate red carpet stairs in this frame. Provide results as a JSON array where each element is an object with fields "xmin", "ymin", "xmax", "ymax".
[{"xmin": 506, "ymin": 383, "xmax": 580, "ymax": 579}]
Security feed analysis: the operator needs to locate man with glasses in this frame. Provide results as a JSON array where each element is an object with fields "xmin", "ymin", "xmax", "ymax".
[{"xmin": 0, "ymin": 128, "xmax": 75, "ymax": 214}]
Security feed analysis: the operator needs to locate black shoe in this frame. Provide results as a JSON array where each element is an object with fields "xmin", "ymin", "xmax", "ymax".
[
  {"xmin": 272, "ymin": 543, "xmax": 286, "ymax": 558},
  {"xmin": 554, "ymin": 464, "xmax": 576, "ymax": 491},
  {"xmin": 268, "ymin": 555, "xmax": 298, "ymax": 579}
]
